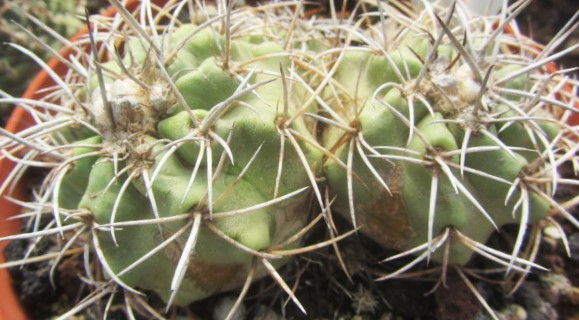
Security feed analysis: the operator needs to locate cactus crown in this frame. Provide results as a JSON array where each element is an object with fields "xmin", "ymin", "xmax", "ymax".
[{"xmin": 0, "ymin": 0, "xmax": 578, "ymax": 318}]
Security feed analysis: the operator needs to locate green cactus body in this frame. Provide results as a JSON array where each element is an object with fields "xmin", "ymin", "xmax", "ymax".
[
  {"xmin": 48, "ymin": 18, "xmax": 322, "ymax": 305},
  {"xmin": 321, "ymin": 7, "xmax": 565, "ymax": 266}
]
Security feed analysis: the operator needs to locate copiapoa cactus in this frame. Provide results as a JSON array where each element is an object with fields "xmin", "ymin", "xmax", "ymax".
[
  {"xmin": 316, "ymin": 0, "xmax": 579, "ymax": 315},
  {"xmin": 0, "ymin": 0, "xmax": 578, "ymax": 318},
  {"xmin": 0, "ymin": 1, "xmax": 340, "ymax": 317},
  {"xmin": 321, "ymin": 0, "xmax": 579, "ymax": 268}
]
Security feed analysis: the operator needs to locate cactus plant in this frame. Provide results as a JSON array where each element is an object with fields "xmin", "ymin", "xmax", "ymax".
[
  {"xmin": 0, "ymin": 1, "xmax": 335, "ymax": 317},
  {"xmin": 321, "ymin": 0, "xmax": 578, "ymax": 272},
  {"xmin": 0, "ymin": 0, "xmax": 578, "ymax": 318},
  {"xmin": 319, "ymin": 0, "xmax": 578, "ymax": 288}
]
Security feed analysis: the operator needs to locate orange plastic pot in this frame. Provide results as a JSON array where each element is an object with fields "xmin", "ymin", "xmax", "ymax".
[
  {"xmin": 545, "ymin": 63, "xmax": 579, "ymax": 127},
  {"xmin": 0, "ymin": 1, "xmax": 163, "ymax": 319}
]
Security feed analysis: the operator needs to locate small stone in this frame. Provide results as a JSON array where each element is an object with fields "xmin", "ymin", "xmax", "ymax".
[
  {"xmin": 213, "ymin": 296, "xmax": 245, "ymax": 320},
  {"xmin": 515, "ymin": 282, "xmax": 558, "ymax": 320},
  {"xmin": 539, "ymin": 273, "xmax": 572, "ymax": 304},
  {"xmin": 567, "ymin": 287, "xmax": 579, "ymax": 305},
  {"xmin": 543, "ymin": 225, "xmax": 563, "ymax": 240},
  {"xmin": 499, "ymin": 304, "xmax": 527, "ymax": 320},
  {"xmin": 512, "ymin": 305, "xmax": 528, "ymax": 320},
  {"xmin": 379, "ymin": 312, "xmax": 394, "ymax": 320},
  {"xmin": 569, "ymin": 233, "xmax": 579, "ymax": 262}
]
